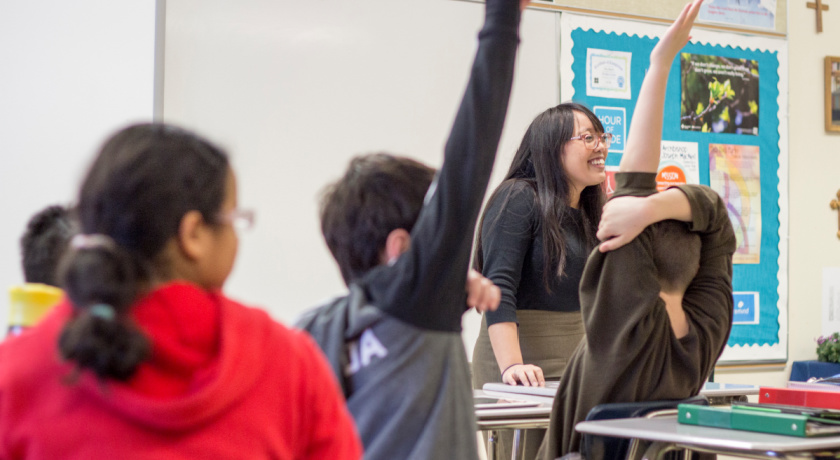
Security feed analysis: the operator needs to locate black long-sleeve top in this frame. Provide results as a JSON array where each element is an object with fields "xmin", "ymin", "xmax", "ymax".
[{"xmin": 480, "ymin": 180, "xmax": 591, "ymax": 326}]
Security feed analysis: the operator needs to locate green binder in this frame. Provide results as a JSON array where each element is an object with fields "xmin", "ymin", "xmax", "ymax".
[{"xmin": 678, "ymin": 404, "xmax": 840, "ymax": 437}]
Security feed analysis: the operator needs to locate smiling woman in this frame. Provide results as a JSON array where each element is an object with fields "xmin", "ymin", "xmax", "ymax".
[{"xmin": 471, "ymin": 101, "xmax": 609, "ymax": 458}]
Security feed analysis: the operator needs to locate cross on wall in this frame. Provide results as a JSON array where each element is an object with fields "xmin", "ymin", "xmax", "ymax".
[
  {"xmin": 807, "ymin": 0, "xmax": 830, "ymax": 33},
  {"xmin": 830, "ymin": 190, "xmax": 840, "ymax": 239}
]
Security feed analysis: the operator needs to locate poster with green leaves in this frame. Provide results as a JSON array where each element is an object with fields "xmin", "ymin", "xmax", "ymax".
[{"xmin": 680, "ymin": 54, "xmax": 759, "ymax": 135}]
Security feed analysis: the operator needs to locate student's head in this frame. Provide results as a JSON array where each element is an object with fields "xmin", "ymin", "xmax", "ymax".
[
  {"xmin": 20, "ymin": 205, "xmax": 77, "ymax": 287},
  {"xmin": 650, "ymin": 220, "xmax": 701, "ymax": 294},
  {"xmin": 320, "ymin": 153, "xmax": 435, "ymax": 285},
  {"xmin": 58, "ymin": 123, "xmax": 236, "ymax": 380},
  {"xmin": 478, "ymin": 102, "xmax": 606, "ymax": 288},
  {"xmin": 506, "ymin": 102, "xmax": 608, "ymax": 208}
]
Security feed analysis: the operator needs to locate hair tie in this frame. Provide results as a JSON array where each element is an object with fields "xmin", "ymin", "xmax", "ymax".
[
  {"xmin": 89, "ymin": 303, "xmax": 116, "ymax": 321},
  {"xmin": 71, "ymin": 234, "xmax": 117, "ymax": 251},
  {"xmin": 501, "ymin": 363, "xmax": 523, "ymax": 378}
]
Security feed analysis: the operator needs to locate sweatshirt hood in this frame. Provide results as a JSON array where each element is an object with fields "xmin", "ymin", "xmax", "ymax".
[{"xmin": 66, "ymin": 283, "xmax": 269, "ymax": 432}]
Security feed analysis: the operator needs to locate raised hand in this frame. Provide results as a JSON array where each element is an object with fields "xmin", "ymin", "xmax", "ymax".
[
  {"xmin": 466, "ymin": 269, "xmax": 501, "ymax": 313},
  {"xmin": 651, "ymin": 0, "xmax": 703, "ymax": 67}
]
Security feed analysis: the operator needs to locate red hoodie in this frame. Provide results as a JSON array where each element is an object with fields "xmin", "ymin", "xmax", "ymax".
[{"xmin": 0, "ymin": 283, "xmax": 361, "ymax": 459}]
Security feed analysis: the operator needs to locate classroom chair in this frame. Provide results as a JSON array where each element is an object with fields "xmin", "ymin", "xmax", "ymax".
[{"xmin": 580, "ymin": 395, "xmax": 710, "ymax": 460}]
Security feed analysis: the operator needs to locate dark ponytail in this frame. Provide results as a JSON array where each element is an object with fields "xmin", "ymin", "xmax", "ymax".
[{"xmin": 58, "ymin": 123, "xmax": 229, "ymax": 381}]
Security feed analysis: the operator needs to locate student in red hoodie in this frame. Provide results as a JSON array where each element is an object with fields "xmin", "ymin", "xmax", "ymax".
[{"xmin": 0, "ymin": 123, "xmax": 362, "ymax": 460}]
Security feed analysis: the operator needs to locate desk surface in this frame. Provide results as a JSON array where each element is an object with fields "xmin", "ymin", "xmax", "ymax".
[
  {"xmin": 482, "ymin": 382, "xmax": 759, "ymax": 399},
  {"xmin": 575, "ymin": 415, "xmax": 840, "ymax": 453},
  {"xmin": 473, "ymin": 389, "xmax": 552, "ymax": 422}
]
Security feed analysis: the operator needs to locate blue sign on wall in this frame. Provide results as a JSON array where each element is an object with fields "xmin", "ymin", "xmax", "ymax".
[
  {"xmin": 733, "ymin": 292, "xmax": 759, "ymax": 325},
  {"xmin": 594, "ymin": 106, "xmax": 626, "ymax": 153}
]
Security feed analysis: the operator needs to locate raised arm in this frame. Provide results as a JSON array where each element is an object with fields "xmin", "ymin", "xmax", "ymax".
[
  {"xmin": 365, "ymin": 0, "xmax": 522, "ymax": 331},
  {"xmin": 620, "ymin": 0, "xmax": 703, "ymax": 173}
]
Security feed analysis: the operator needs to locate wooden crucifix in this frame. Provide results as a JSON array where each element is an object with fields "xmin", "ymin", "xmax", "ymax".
[
  {"xmin": 831, "ymin": 190, "xmax": 840, "ymax": 239},
  {"xmin": 808, "ymin": 0, "xmax": 830, "ymax": 33}
]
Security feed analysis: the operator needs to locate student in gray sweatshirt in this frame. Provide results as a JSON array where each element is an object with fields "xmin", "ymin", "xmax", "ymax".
[{"xmin": 295, "ymin": 0, "xmax": 525, "ymax": 458}]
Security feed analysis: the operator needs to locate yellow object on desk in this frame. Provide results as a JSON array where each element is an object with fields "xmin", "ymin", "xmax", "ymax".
[{"xmin": 7, "ymin": 283, "xmax": 63, "ymax": 334}]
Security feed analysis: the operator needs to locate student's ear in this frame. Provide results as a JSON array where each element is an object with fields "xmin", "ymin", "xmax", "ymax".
[
  {"xmin": 382, "ymin": 228, "xmax": 411, "ymax": 265},
  {"xmin": 177, "ymin": 210, "xmax": 209, "ymax": 261}
]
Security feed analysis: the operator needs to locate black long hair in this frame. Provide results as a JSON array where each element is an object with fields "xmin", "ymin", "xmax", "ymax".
[
  {"xmin": 475, "ymin": 102, "xmax": 606, "ymax": 289},
  {"xmin": 58, "ymin": 123, "xmax": 230, "ymax": 381}
]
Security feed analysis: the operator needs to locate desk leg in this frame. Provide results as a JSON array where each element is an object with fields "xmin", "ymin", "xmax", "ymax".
[
  {"xmin": 511, "ymin": 429, "xmax": 522, "ymax": 460},
  {"xmin": 487, "ymin": 430, "xmax": 497, "ymax": 460},
  {"xmin": 641, "ymin": 442, "xmax": 682, "ymax": 460}
]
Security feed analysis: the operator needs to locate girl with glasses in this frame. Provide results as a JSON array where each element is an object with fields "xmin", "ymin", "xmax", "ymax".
[{"xmin": 0, "ymin": 124, "xmax": 361, "ymax": 459}]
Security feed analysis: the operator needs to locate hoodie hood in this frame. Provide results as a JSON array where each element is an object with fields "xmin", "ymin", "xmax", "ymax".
[{"xmin": 68, "ymin": 283, "xmax": 267, "ymax": 432}]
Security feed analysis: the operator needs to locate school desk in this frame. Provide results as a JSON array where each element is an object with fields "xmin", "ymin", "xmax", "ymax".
[
  {"xmin": 575, "ymin": 414, "xmax": 840, "ymax": 459},
  {"xmin": 474, "ymin": 389, "xmax": 551, "ymax": 460}
]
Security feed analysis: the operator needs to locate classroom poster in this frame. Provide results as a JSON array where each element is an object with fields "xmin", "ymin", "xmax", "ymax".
[
  {"xmin": 657, "ymin": 140, "xmax": 699, "ymax": 191},
  {"xmin": 594, "ymin": 106, "xmax": 626, "ymax": 153},
  {"xmin": 560, "ymin": 12, "xmax": 788, "ymax": 363},
  {"xmin": 733, "ymin": 292, "xmax": 760, "ymax": 325},
  {"xmin": 680, "ymin": 53, "xmax": 759, "ymax": 135},
  {"xmin": 602, "ymin": 165, "xmax": 620, "ymax": 198},
  {"xmin": 586, "ymin": 49, "xmax": 632, "ymax": 100},
  {"xmin": 698, "ymin": 0, "xmax": 777, "ymax": 31},
  {"xmin": 709, "ymin": 144, "xmax": 762, "ymax": 264}
]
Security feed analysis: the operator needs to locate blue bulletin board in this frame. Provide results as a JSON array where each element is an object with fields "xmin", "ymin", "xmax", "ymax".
[{"xmin": 560, "ymin": 14, "xmax": 789, "ymax": 363}]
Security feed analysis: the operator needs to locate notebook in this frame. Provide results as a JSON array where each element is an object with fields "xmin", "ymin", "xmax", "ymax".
[
  {"xmin": 678, "ymin": 403, "xmax": 840, "ymax": 437},
  {"xmin": 482, "ymin": 381, "xmax": 559, "ymax": 398}
]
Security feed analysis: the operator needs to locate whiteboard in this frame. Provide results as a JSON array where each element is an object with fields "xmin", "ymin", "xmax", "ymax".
[{"xmin": 163, "ymin": 0, "xmax": 560, "ymax": 357}]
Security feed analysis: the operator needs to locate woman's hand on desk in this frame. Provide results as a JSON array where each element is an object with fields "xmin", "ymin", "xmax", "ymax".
[
  {"xmin": 502, "ymin": 363, "xmax": 545, "ymax": 387},
  {"xmin": 466, "ymin": 269, "xmax": 501, "ymax": 313}
]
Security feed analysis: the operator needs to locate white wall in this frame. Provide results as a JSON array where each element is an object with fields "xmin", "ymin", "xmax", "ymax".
[
  {"xmin": 162, "ymin": 0, "xmax": 558, "ymax": 354},
  {"xmin": 0, "ymin": 1, "xmax": 156, "ymax": 331}
]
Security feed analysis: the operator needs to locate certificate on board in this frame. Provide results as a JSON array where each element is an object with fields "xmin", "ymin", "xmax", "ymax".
[{"xmin": 586, "ymin": 48, "xmax": 632, "ymax": 100}]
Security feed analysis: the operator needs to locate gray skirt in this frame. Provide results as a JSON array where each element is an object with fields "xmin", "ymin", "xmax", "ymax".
[
  {"xmin": 472, "ymin": 309, "xmax": 585, "ymax": 388},
  {"xmin": 472, "ymin": 310, "xmax": 585, "ymax": 459}
]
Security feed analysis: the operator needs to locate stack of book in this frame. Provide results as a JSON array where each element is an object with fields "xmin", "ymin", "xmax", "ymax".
[{"xmin": 677, "ymin": 382, "xmax": 840, "ymax": 437}]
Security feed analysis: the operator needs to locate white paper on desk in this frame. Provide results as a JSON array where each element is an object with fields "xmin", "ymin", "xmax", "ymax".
[{"xmin": 822, "ymin": 267, "xmax": 840, "ymax": 336}]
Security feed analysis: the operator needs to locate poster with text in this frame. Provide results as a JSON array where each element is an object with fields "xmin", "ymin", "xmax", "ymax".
[
  {"xmin": 657, "ymin": 141, "xmax": 699, "ymax": 191},
  {"xmin": 601, "ymin": 165, "xmax": 620, "ymax": 199},
  {"xmin": 698, "ymin": 0, "xmax": 776, "ymax": 30},
  {"xmin": 681, "ymin": 53, "xmax": 759, "ymax": 135},
  {"xmin": 709, "ymin": 144, "xmax": 761, "ymax": 264}
]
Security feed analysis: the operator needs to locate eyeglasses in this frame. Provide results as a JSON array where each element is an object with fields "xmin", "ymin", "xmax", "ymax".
[
  {"xmin": 218, "ymin": 209, "xmax": 255, "ymax": 232},
  {"xmin": 569, "ymin": 132, "xmax": 613, "ymax": 150}
]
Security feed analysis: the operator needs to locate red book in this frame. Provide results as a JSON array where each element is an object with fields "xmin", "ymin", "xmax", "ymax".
[{"xmin": 760, "ymin": 386, "xmax": 840, "ymax": 410}]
